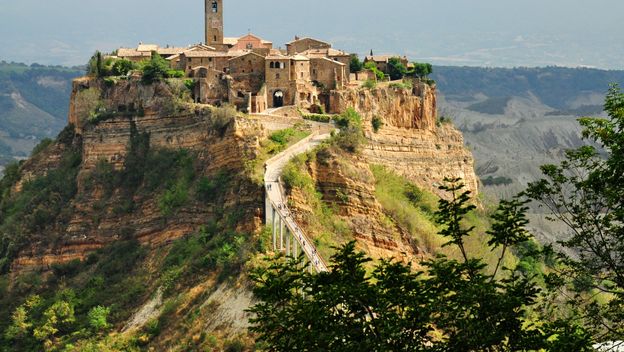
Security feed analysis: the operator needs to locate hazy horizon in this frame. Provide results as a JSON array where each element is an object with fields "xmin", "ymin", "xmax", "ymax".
[{"xmin": 1, "ymin": 0, "xmax": 623, "ymax": 69}]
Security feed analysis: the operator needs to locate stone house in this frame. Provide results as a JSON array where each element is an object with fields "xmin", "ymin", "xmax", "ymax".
[
  {"xmin": 364, "ymin": 55, "xmax": 409, "ymax": 74},
  {"xmin": 286, "ymin": 37, "xmax": 331, "ymax": 55},
  {"xmin": 226, "ymin": 33, "xmax": 273, "ymax": 51}
]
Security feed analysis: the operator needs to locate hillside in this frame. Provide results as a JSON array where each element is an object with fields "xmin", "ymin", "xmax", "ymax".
[
  {"xmin": 432, "ymin": 66, "xmax": 623, "ymax": 202},
  {"xmin": 0, "ymin": 62, "xmax": 83, "ymax": 171},
  {"xmin": 0, "ymin": 74, "xmax": 484, "ymax": 350}
]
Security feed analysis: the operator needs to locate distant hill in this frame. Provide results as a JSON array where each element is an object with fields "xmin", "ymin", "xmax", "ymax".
[
  {"xmin": 432, "ymin": 66, "xmax": 624, "ymax": 204},
  {"xmin": 0, "ymin": 62, "xmax": 83, "ymax": 170},
  {"xmin": 432, "ymin": 66, "xmax": 624, "ymax": 110}
]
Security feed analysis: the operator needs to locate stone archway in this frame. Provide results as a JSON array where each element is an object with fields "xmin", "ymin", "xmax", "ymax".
[{"xmin": 273, "ymin": 90, "xmax": 284, "ymax": 108}]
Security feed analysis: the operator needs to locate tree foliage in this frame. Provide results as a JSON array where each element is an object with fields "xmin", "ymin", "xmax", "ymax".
[
  {"xmin": 388, "ymin": 57, "xmax": 408, "ymax": 81},
  {"xmin": 349, "ymin": 54, "xmax": 363, "ymax": 73},
  {"xmin": 525, "ymin": 84, "xmax": 624, "ymax": 341},
  {"xmin": 249, "ymin": 178, "xmax": 592, "ymax": 351}
]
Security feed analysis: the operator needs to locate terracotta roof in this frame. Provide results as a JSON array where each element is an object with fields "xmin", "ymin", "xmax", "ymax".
[
  {"xmin": 183, "ymin": 51, "xmax": 235, "ymax": 58},
  {"xmin": 266, "ymin": 55, "xmax": 289, "ymax": 60},
  {"xmin": 117, "ymin": 48, "xmax": 151, "ymax": 58},
  {"xmin": 291, "ymin": 54, "xmax": 310, "ymax": 61},
  {"xmin": 302, "ymin": 48, "xmax": 349, "ymax": 58},
  {"xmin": 286, "ymin": 37, "xmax": 331, "ymax": 46},
  {"xmin": 137, "ymin": 44, "xmax": 159, "ymax": 52},
  {"xmin": 227, "ymin": 51, "xmax": 266, "ymax": 61},
  {"xmin": 223, "ymin": 37, "xmax": 239, "ymax": 46},
  {"xmin": 312, "ymin": 57, "xmax": 346, "ymax": 66},
  {"xmin": 157, "ymin": 47, "xmax": 187, "ymax": 55}
]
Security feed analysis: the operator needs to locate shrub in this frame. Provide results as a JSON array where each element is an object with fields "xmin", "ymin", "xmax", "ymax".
[
  {"xmin": 141, "ymin": 53, "xmax": 170, "ymax": 84},
  {"xmin": 211, "ymin": 105, "xmax": 237, "ymax": 137},
  {"xmin": 371, "ymin": 116, "xmax": 383, "ymax": 132},
  {"xmin": 87, "ymin": 306, "xmax": 110, "ymax": 331},
  {"xmin": 196, "ymin": 171, "xmax": 230, "ymax": 203},
  {"xmin": 166, "ymin": 70, "xmax": 185, "ymax": 78},
  {"xmin": 184, "ymin": 79, "xmax": 196, "ymax": 91},
  {"xmin": 332, "ymin": 108, "xmax": 365, "ymax": 153},
  {"xmin": 362, "ymin": 79, "xmax": 377, "ymax": 90},
  {"xmin": 111, "ymin": 59, "xmax": 136, "ymax": 76},
  {"xmin": 30, "ymin": 138, "xmax": 53, "ymax": 157}
]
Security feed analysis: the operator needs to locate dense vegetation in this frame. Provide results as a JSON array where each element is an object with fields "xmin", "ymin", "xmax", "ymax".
[
  {"xmin": 249, "ymin": 179, "xmax": 591, "ymax": 351},
  {"xmin": 86, "ymin": 51, "xmax": 184, "ymax": 84},
  {"xmin": 249, "ymin": 85, "xmax": 624, "ymax": 350}
]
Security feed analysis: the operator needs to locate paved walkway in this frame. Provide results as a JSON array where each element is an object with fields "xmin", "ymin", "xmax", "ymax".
[{"xmin": 264, "ymin": 131, "xmax": 333, "ymax": 272}]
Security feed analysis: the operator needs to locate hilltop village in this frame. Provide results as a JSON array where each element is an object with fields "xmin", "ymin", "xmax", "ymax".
[{"xmin": 114, "ymin": 0, "xmax": 409, "ymax": 113}]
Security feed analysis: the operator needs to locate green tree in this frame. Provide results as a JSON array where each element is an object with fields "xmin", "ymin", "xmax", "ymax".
[
  {"xmin": 525, "ymin": 84, "xmax": 624, "ymax": 341},
  {"xmin": 87, "ymin": 306, "xmax": 110, "ymax": 332},
  {"xmin": 387, "ymin": 57, "xmax": 407, "ymax": 80},
  {"xmin": 411, "ymin": 62, "xmax": 433, "ymax": 79},
  {"xmin": 141, "ymin": 52, "xmax": 170, "ymax": 84},
  {"xmin": 249, "ymin": 178, "xmax": 592, "ymax": 351},
  {"xmin": 349, "ymin": 54, "xmax": 363, "ymax": 73},
  {"xmin": 111, "ymin": 59, "xmax": 137, "ymax": 76}
]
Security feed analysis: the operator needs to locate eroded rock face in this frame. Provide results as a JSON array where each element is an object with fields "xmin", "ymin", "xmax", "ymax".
[
  {"xmin": 10, "ymin": 78, "xmax": 266, "ymax": 273},
  {"xmin": 336, "ymin": 83, "xmax": 478, "ymax": 196},
  {"xmin": 288, "ymin": 83, "xmax": 478, "ymax": 261}
]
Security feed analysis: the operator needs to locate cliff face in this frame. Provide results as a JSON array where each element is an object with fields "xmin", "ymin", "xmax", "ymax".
[
  {"xmin": 10, "ymin": 77, "xmax": 266, "ymax": 272},
  {"xmin": 286, "ymin": 83, "xmax": 477, "ymax": 261},
  {"xmin": 334, "ymin": 82, "xmax": 478, "ymax": 196}
]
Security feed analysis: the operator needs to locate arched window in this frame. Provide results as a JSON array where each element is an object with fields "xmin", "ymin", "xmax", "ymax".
[
  {"xmin": 212, "ymin": 1, "xmax": 218, "ymax": 13},
  {"xmin": 280, "ymin": 62, "xmax": 285, "ymax": 69},
  {"xmin": 246, "ymin": 43, "xmax": 253, "ymax": 49},
  {"xmin": 270, "ymin": 62, "xmax": 275, "ymax": 69}
]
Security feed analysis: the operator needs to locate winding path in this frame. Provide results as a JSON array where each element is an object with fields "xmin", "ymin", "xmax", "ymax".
[{"xmin": 264, "ymin": 127, "xmax": 333, "ymax": 273}]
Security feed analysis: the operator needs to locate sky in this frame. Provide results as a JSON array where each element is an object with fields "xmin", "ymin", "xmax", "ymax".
[{"xmin": 0, "ymin": 0, "xmax": 623, "ymax": 68}]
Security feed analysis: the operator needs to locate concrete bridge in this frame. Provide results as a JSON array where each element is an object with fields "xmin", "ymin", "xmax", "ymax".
[{"xmin": 263, "ymin": 129, "xmax": 333, "ymax": 273}]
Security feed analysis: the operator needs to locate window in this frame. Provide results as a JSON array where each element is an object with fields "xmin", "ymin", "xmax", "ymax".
[
  {"xmin": 300, "ymin": 72, "xmax": 304, "ymax": 78},
  {"xmin": 280, "ymin": 62, "xmax": 285, "ymax": 69},
  {"xmin": 270, "ymin": 62, "xmax": 275, "ymax": 69},
  {"xmin": 246, "ymin": 43, "xmax": 253, "ymax": 49},
  {"xmin": 276, "ymin": 73, "xmax": 280, "ymax": 79},
  {"xmin": 214, "ymin": 35, "xmax": 217, "ymax": 42},
  {"xmin": 212, "ymin": 1, "xmax": 218, "ymax": 13}
]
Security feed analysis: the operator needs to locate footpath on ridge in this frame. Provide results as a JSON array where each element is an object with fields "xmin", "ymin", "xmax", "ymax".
[{"xmin": 263, "ymin": 120, "xmax": 334, "ymax": 272}]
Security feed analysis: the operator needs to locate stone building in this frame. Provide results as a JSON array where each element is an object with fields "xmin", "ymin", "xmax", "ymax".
[
  {"xmin": 286, "ymin": 37, "xmax": 331, "ymax": 55},
  {"xmin": 364, "ymin": 55, "xmax": 409, "ymax": 74},
  {"xmin": 116, "ymin": 1, "xmax": 414, "ymax": 114}
]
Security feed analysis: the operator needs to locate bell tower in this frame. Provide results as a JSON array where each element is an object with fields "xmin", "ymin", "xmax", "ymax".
[{"xmin": 205, "ymin": 0, "xmax": 224, "ymax": 47}]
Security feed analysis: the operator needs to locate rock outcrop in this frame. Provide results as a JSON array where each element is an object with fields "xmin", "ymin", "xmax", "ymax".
[
  {"xmin": 334, "ymin": 82, "xmax": 478, "ymax": 196},
  {"xmin": 10, "ymin": 77, "xmax": 266, "ymax": 272}
]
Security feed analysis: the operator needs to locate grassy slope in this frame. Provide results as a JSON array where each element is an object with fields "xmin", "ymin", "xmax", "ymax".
[{"xmin": 0, "ymin": 124, "xmax": 311, "ymax": 351}]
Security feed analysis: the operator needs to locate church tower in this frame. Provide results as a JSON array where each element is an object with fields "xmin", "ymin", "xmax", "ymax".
[{"xmin": 205, "ymin": 0, "xmax": 224, "ymax": 47}]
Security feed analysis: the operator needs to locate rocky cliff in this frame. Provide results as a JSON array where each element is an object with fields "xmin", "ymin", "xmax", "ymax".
[
  {"xmin": 333, "ymin": 82, "xmax": 478, "ymax": 197},
  {"xmin": 8, "ymin": 77, "xmax": 266, "ymax": 273},
  {"xmin": 286, "ymin": 82, "xmax": 478, "ymax": 262}
]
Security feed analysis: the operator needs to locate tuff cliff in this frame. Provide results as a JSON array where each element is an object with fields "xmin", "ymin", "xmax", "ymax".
[
  {"xmin": 8, "ymin": 77, "xmax": 266, "ymax": 273},
  {"xmin": 286, "ymin": 82, "xmax": 479, "ymax": 262},
  {"xmin": 0, "ymin": 76, "xmax": 480, "ymax": 350}
]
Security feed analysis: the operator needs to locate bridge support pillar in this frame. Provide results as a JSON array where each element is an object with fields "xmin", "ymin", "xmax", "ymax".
[
  {"xmin": 286, "ymin": 229, "xmax": 291, "ymax": 256},
  {"xmin": 271, "ymin": 207, "xmax": 277, "ymax": 251},
  {"xmin": 279, "ymin": 219, "xmax": 284, "ymax": 252}
]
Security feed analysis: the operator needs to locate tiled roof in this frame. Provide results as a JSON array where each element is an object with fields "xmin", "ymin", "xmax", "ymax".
[
  {"xmin": 183, "ymin": 51, "xmax": 234, "ymax": 58},
  {"xmin": 137, "ymin": 44, "xmax": 159, "ymax": 52},
  {"xmin": 286, "ymin": 37, "xmax": 331, "ymax": 46},
  {"xmin": 117, "ymin": 48, "xmax": 151, "ymax": 58}
]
